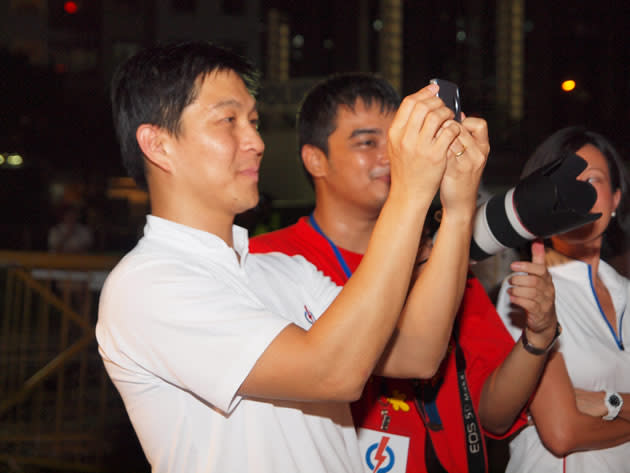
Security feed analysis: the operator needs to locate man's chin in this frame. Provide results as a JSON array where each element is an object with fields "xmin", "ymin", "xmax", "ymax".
[
  {"xmin": 372, "ymin": 181, "xmax": 390, "ymax": 200},
  {"xmin": 232, "ymin": 188, "xmax": 259, "ymax": 214},
  {"xmin": 366, "ymin": 194, "xmax": 388, "ymax": 213},
  {"xmin": 245, "ymin": 194, "xmax": 260, "ymax": 213}
]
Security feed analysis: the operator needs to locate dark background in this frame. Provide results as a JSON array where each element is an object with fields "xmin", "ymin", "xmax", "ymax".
[
  {"xmin": 0, "ymin": 2, "xmax": 628, "ymax": 471},
  {"xmin": 1, "ymin": 0, "xmax": 629, "ymax": 251}
]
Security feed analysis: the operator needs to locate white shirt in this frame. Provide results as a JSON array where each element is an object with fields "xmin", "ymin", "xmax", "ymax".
[
  {"xmin": 96, "ymin": 216, "xmax": 362, "ymax": 473},
  {"xmin": 496, "ymin": 258, "xmax": 630, "ymax": 473}
]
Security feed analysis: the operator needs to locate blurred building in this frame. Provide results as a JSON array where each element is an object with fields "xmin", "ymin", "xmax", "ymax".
[
  {"xmin": 0, "ymin": 0, "xmax": 628, "ymax": 247},
  {"xmin": 0, "ymin": 0, "xmax": 264, "ymax": 249},
  {"xmin": 0, "ymin": 0, "xmax": 261, "ymax": 87}
]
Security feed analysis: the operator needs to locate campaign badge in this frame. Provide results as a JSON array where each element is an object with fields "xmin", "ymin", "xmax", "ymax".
[{"xmin": 358, "ymin": 428, "xmax": 409, "ymax": 473}]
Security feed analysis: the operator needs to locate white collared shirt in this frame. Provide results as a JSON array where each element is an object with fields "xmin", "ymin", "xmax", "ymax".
[
  {"xmin": 96, "ymin": 216, "xmax": 361, "ymax": 473},
  {"xmin": 496, "ymin": 258, "xmax": 629, "ymax": 473}
]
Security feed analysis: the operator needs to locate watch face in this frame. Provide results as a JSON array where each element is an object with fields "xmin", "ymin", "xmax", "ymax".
[{"xmin": 609, "ymin": 394, "xmax": 621, "ymax": 407}]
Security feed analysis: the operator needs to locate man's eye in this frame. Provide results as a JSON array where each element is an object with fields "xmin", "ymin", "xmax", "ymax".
[
  {"xmin": 223, "ymin": 116, "xmax": 236, "ymax": 123},
  {"xmin": 250, "ymin": 119, "xmax": 260, "ymax": 129},
  {"xmin": 357, "ymin": 140, "xmax": 375, "ymax": 147}
]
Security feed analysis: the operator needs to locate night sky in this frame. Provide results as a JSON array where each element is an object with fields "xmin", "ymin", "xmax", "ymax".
[
  {"xmin": 3, "ymin": 1, "xmax": 629, "ymax": 175},
  {"xmin": 267, "ymin": 0, "xmax": 630, "ymax": 149},
  {"xmin": 1, "ymin": 0, "xmax": 629, "ymax": 249}
]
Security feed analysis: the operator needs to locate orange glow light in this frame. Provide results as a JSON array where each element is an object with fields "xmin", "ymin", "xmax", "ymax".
[{"xmin": 561, "ymin": 80, "xmax": 576, "ymax": 92}]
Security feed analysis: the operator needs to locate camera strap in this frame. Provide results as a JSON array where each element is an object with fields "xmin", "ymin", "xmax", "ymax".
[
  {"xmin": 310, "ymin": 214, "xmax": 487, "ymax": 471},
  {"xmin": 415, "ymin": 319, "xmax": 487, "ymax": 473}
]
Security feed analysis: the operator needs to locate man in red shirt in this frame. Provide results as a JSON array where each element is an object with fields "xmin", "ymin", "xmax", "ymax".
[{"xmin": 251, "ymin": 73, "xmax": 559, "ymax": 472}]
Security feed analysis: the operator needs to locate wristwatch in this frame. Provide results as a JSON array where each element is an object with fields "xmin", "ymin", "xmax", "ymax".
[
  {"xmin": 521, "ymin": 322, "xmax": 562, "ymax": 355},
  {"xmin": 603, "ymin": 391, "xmax": 624, "ymax": 421}
]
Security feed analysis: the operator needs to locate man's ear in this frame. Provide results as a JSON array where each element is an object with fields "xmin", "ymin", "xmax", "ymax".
[
  {"xmin": 136, "ymin": 124, "xmax": 174, "ymax": 173},
  {"xmin": 301, "ymin": 144, "xmax": 329, "ymax": 179}
]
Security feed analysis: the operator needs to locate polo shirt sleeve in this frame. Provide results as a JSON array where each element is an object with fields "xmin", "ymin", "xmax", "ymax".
[
  {"xmin": 458, "ymin": 276, "xmax": 528, "ymax": 439},
  {"xmin": 247, "ymin": 251, "xmax": 343, "ymax": 318},
  {"xmin": 97, "ymin": 255, "xmax": 292, "ymax": 415},
  {"xmin": 293, "ymin": 254, "xmax": 343, "ymax": 317}
]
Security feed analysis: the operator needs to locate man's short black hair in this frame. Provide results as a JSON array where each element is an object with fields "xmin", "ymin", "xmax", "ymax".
[
  {"xmin": 110, "ymin": 40, "xmax": 260, "ymax": 189},
  {"xmin": 296, "ymin": 73, "xmax": 401, "ymax": 187}
]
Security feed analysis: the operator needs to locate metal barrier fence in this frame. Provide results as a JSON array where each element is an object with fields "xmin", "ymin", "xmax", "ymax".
[{"xmin": 0, "ymin": 251, "xmax": 148, "ymax": 473}]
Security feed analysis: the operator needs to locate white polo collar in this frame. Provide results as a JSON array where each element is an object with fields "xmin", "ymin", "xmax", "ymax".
[
  {"xmin": 143, "ymin": 215, "xmax": 250, "ymax": 267},
  {"xmin": 551, "ymin": 258, "xmax": 627, "ymax": 319}
]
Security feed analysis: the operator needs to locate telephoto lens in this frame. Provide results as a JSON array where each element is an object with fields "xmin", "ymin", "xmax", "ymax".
[{"xmin": 470, "ymin": 152, "xmax": 601, "ymax": 261}]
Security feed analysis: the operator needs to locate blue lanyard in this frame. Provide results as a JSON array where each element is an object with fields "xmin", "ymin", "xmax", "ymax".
[
  {"xmin": 587, "ymin": 265, "xmax": 625, "ymax": 350},
  {"xmin": 309, "ymin": 213, "xmax": 353, "ymax": 280}
]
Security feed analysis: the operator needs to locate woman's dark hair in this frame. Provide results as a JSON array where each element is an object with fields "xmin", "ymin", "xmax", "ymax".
[
  {"xmin": 110, "ymin": 40, "xmax": 260, "ymax": 189},
  {"xmin": 296, "ymin": 73, "xmax": 401, "ymax": 187},
  {"xmin": 522, "ymin": 126, "xmax": 630, "ymax": 257}
]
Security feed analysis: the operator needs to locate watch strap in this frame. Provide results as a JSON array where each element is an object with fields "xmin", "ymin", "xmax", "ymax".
[
  {"xmin": 603, "ymin": 391, "xmax": 623, "ymax": 421},
  {"xmin": 521, "ymin": 322, "xmax": 562, "ymax": 355}
]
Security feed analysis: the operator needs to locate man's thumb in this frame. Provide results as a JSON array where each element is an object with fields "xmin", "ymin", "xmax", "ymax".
[{"xmin": 531, "ymin": 240, "xmax": 545, "ymax": 265}]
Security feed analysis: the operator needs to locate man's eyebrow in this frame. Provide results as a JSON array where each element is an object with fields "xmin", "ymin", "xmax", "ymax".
[
  {"xmin": 349, "ymin": 128, "xmax": 383, "ymax": 138},
  {"xmin": 210, "ymin": 99, "xmax": 258, "ymax": 114},
  {"xmin": 210, "ymin": 99, "xmax": 242, "ymax": 110}
]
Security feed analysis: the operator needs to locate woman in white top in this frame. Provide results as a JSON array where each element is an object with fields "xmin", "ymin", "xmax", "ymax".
[{"xmin": 496, "ymin": 126, "xmax": 630, "ymax": 473}]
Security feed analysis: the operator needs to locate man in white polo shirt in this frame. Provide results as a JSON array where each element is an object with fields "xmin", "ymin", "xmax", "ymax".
[{"xmin": 96, "ymin": 40, "xmax": 488, "ymax": 472}]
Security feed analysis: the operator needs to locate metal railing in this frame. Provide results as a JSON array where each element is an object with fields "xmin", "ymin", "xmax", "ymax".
[{"xmin": 0, "ymin": 251, "xmax": 148, "ymax": 473}]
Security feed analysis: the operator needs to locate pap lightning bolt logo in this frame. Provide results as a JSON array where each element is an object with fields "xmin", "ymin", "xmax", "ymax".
[
  {"xmin": 366, "ymin": 435, "xmax": 395, "ymax": 473},
  {"xmin": 373, "ymin": 436, "xmax": 390, "ymax": 472},
  {"xmin": 304, "ymin": 305, "xmax": 315, "ymax": 324}
]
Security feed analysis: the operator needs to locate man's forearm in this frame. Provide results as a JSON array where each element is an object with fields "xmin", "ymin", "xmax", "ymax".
[
  {"xmin": 241, "ymin": 192, "xmax": 436, "ymax": 402},
  {"xmin": 377, "ymin": 211, "xmax": 474, "ymax": 379},
  {"xmin": 305, "ymin": 190, "xmax": 432, "ymax": 394},
  {"xmin": 478, "ymin": 339, "xmax": 550, "ymax": 435},
  {"xmin": 378, "ymin": 115, "xmax": 489, "ymax": 379}
]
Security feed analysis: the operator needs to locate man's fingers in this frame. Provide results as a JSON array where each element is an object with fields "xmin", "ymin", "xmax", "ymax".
[
  {"xmin": 509, "ymin": 272, "xmax": 541, "ymax": 287},
  {"xmin": 461, "ymin": 116, "xmax": 490, "ymax": 159},
  {"xmin": 531, "ymin": 240, "xmax": 546, "ymax": 266},
  {"xmin": 411, "ymin": 98, "xmax": 453, "ymax": 145},
  {"xmin": 507, "ymin": 284, "xmax": 551, "ymax": 304},
  {"xmin": 449, "ymin": 126, "xmax": 478, "ymax": 160},
  {"xmin": 461, "ymin": 116, "xmax": 489, "ymax": 146},
  {"xmin": 509, "ymin": 295, "xmax": 539, "ymax": 315},
  {"xmin": 389, "ymin": 83, "xmax": 439, "ymax": 140},
  {"xmin": 433, "ymin": 120, "xmax": 461, "ymax": 152},
  {"xmin": 442, "ymin": 117, "xmax": 489, "ymax": 167},
  {"xmin": 509, "ymin": 262, "xmax": 547, "ymax": 279},
  {"xmin": 408, "ymin": 82, "xmax": 440, "ymax": 101}
]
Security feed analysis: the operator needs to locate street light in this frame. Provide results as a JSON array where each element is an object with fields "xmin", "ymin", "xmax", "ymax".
[
  {"xmin": 561, "ymin": 80, "xmax": 576, "ymax": 92},
  {"xmin": 6, "ymin": 154, "xmax": 24, "ymax": 167}
]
